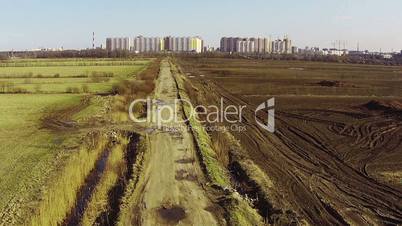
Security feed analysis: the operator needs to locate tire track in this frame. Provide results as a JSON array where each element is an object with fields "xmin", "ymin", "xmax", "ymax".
[{"xmin": 188, "ymin": 78, "xmax": 402, "ymax": 225}]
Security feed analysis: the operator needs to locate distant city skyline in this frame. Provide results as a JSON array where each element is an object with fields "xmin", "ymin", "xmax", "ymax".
[{"xmin": 1, "ymin": 0, "xmax": 402, "ymax": 52}]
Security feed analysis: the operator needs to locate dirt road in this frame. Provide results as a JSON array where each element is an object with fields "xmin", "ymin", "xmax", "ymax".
[{"xmin": 132, "ymin": 60, "xmax": 220, "ymax": 226}]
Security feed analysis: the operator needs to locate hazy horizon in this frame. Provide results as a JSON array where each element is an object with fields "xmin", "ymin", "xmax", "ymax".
[{"xmin": 1, "ymin": 0, "xmax": 402, "ymax": 52}]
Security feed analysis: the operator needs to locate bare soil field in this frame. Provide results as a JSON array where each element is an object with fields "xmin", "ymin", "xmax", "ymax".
[{"xmin": 178, "ymin": 57, "xmax": 402, "ymax": 225}]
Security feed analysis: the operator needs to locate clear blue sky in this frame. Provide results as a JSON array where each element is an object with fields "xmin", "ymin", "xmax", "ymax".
[{"xmin": 1, "ymin": 0, "xmax": 402, "ymax": 52}]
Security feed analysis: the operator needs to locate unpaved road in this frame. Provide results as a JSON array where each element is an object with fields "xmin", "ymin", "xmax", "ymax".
[{"xmin": 133, "ymin": 60, "xmax": 219, "ymax": 226}]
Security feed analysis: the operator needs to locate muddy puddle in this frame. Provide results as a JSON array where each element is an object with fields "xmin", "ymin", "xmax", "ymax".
[{"xmin": 157, "ymin": 205, "xmax": 186, "ymax": 224}]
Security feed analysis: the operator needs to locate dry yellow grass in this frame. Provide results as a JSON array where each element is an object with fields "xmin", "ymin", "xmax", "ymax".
[
  {"xmin": 81, "ymin": 137, "xmax": 128, "ymax": 226},
  {"xmin": 29, "ymin": 135, "xmax": 109, "ymax": 226}
]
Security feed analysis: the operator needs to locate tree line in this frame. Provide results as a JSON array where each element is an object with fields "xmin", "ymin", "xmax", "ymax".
[{"xmin": 1, "ymin": 50, "xmax": 402, "ymax": 65}]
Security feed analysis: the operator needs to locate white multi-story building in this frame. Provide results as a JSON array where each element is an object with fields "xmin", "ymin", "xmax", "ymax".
[
  {"xmin": 220, "ymin": 36, "xmax": 292, "ymax": 54},
  {"xmin": 284, "ymin": 36, "xmax": 292, "ymax": 54},
  {"xmin": 273, "ymin": 40, "xmax": 283, "ymax": 53},
  {"xmin": 134, "ymin": 36, "xmax": 164, "ymax": 53},
  {"xmin": 264, "ymin": 37, "xmax": 272, "ymax": 53},
  {"xmin": 255, "ymin": 38, "xmax": 265, "ymax": 53},
  {"xmin": 237, "ymin": 39, "xmax": 255, "ymax": 53},
  {"xmin": 163, "ymin": 36, "xmax": 203, "ymax": 53},
  {"xmin": 106, "ymin": 36, "xmax": 203, "ymax": 53},
  {"xmin": 106, "ymin": 37, "xmax": 131, "ymax": 51},
  {"xmin": 271, "ymin": 37, "xmax": 292, "ymax": 54}
]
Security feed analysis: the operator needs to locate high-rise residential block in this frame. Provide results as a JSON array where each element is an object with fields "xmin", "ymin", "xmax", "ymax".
[
  {"xmin": 220, "ymin": 37, "xmax": 241, "ymax": 52},
  {"xmin": 220, "ymin": 36, "xmax": 292, "ymax": 54},
  {"xmin": 106, "ymin": 37, "xmax": 130, "ymax": 51},
  {"xmin": 106, "ymin": 36, "xmax": 203, "ymax": 53},
  {"xmin": 237, "ymin": 39, "xmax": 255, "ymax": 53}
]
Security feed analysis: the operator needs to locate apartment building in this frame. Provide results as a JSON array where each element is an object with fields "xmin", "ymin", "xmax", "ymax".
[
  {"xmin": 106, "ymin": 37, "xmax": 130, "ymax": 51},
  {"xmin": 164, "ymin": 36, "xmax": 203, "ymax": 53},
  {"xmin": 237, "ymin": 39, "xmax": 255, "ymax": 53},
  {"xmin": 107, "ymin": 36, "xmax": 203, "ymax": 53},
  {"xmin": 220, "ymin": 36, "xmax": 292, "ymax": 54},
  {"xmin": 131, "ymin": 36, "xmax": 163, "ymax": 53}
]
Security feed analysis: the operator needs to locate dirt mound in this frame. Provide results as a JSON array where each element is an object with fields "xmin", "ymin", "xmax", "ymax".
[
  {"xmin": 317, "ymin": 80, "xmax": 344, "ymax": 87},
  {"xmin": 363, "ymin": 100, "xmax": 402, "ymax": 112}
]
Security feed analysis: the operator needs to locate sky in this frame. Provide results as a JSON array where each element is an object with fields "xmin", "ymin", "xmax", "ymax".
[{"xmin": 1, "ymin": 0, "xmax": 402, "ymax": 52}]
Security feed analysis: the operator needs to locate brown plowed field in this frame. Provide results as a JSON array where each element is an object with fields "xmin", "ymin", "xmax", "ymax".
[{"xmin": 178, "ymin": 57, "xmax": 402, "ymax": 225}]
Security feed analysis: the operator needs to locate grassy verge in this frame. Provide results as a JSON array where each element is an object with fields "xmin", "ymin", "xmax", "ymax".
[
  {"xmin": 81, "ymin": 136, "xmax": 129, "ymax": 226},
  {"xmin": 172, "ymin": 63, "xmax": 229, "ymax": 187},
  {"xmin": 29, "ymin": 134, "xmax": 109, "ymax": 226},
  {"xmin": 171, "ymin": 62, "xmax": 264, "ymax": 226}
]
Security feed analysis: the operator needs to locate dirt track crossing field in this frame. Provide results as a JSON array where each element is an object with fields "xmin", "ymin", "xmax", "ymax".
[{"xmin": 128, "ymin": 60, "xmax": 222, "ymax": 225}]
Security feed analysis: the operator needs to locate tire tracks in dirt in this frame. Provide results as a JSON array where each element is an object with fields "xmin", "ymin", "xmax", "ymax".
[{"xmin": 187, "ymin": 78, "xmax": 402, "ymax": 225}]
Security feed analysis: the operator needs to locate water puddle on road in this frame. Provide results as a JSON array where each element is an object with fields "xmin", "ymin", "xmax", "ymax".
[{"xmin": 157, "ymin": 205, "xmax": 186, "ymax": 224}]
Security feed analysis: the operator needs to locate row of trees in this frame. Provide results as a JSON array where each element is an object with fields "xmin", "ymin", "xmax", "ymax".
[
  {"xmin": 0, "ymin": 81, "xmax": 91, "ymax": 94},
  {"xmin": 0, "ymin": 49, "xmax": 158, "ymax": 59},
  {"xmin": 2, "ymin": 49, "xmax": 402, "ymax": 65},
  {"xmin": 0, "ymin": 81, "xmax": 30, "ymax": 93},
  {"xmin": 66, "ymin": 85, "xmax": 89, "ymax": 93}
]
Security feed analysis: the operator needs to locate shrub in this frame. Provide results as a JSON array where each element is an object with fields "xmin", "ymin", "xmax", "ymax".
[
  {"xmin": 12, "ymin": 87, "xmax": 28, "ymax": 93},
  {"xmin": 72, "ymin": 87, "xmax": 80, "ymax": 93},
  {"xmin": 53, "ymin": 73, "xmax": 60, "ymax": 78},
  {"xmin": 81, "ymin": 84, "xmax": 89, "ymax": 93},
  {"xmin": 66, "ymin": 87, "xmax": 73, "ymax": 93},
  {"xmin": 89, "ymin": 72, "xmax": 111, "ymax": 83},
  {"xmin": 0, "ymin": 82, "xmax": 5, "ymax": 93}
]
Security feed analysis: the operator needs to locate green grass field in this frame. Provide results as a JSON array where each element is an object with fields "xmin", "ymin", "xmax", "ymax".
[
  {"xmin": 0, "ymin": 58, "xmax": 150, "ymax": 224},
  {"xmin": 0, "ymin": 59, "xmax": 149, "ymax": 94},
  {"xmin": 0, "ymin": 58, "xmax": 150, "ymax": 67},
  {"xmin": 0, "ymin": 65, "xmax": 143, "ymax": 77},
  {"xmin": 0, "ymin": 94, "xmax": 84, "ymax": 224}
]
